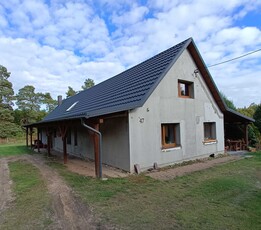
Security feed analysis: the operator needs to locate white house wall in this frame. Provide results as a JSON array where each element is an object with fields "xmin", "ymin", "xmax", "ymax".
[
  {"xmin": 129, "ymin": 49, "xmax": 224, "ymax": 172},
  {"xmin": 40, "ymin": 129, "xmax": 47, "ymax": 145},
  {"xmin": 52, "ymin": 126, "xmax": 93, "ymax": 159},
  {"xmin": 100, "ymin": 116, "xmax": 130, "ymax": 171}
]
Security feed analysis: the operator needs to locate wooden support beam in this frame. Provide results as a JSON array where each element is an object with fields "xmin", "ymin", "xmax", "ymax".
[
  {"xmin": 59, "ymin": 125, "xmax": 68, "ymax": 164},
  {"xmin": 26, "ymin": 127, "xmax": 28, "ymax": 147},
  {"xmin": 93, "ymin": 124, "xmax": 100, "ymax": 177},
  {"xmin": 37, "ymin": 128, "xmax": 40, "ymax": 153},
  {"xmin": 45, "ymin": 128, "xmax": 51, "ymax": 157},
  {"xmin": 81, "ymin": 118, "xmax": 103, "ymax": 178},
  {"xmin": 244, "ymin": 123, "xmax": 249, "ymax": 148},
  {"xmin": 30, "ymin": 127, "xmax": 33, "ymax": 148}
]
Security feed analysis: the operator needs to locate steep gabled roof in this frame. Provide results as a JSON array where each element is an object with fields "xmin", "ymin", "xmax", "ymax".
[
  {"xmin": 38, "ymin": 37, "xmax": 253, "ymax": 125},
  {"xmin": 43, "ymin": 38, "xmax": 191, "ymax": 122}
]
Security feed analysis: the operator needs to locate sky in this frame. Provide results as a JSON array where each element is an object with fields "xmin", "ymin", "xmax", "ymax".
[{"xmin": 0, "ymin": 0, "xmax": 261, "ymax": 108}]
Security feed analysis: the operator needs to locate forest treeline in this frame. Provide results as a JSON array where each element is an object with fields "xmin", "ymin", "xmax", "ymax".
[
  {"xmin": 0, "ymin": 64, "xmax": 261, "ymax": 148},
  {"xmin": 0, "ymin": 64, "xmax": 94, "ymax": 139}
]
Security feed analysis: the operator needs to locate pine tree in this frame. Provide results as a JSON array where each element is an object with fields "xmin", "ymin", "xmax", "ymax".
[
  {"xmin": 0, "ymin": 65, "xmax": 20, "ymax": 138},
  {"xmin": 66, "ymin": 86, "xmax": 77, "ymax": 98},
  {"xmin": 16, "ymin": 85, "xmax": 42, "ymax": 123},
  {"xmin": 81, "ymin": 78, "xmax": 95, "ymax": 90}
]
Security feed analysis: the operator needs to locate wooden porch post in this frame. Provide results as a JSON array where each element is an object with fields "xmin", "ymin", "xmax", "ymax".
[
  {"xmin": 26, "ymin": 127, "xmax": 28, "ymax": 147},
  {"xmin": 59, "ymin": 125, "xmax": 68, "ymax": 164},
  {"xmin": 244, "ymin": 123, "xmax": 249, "ymax": 148},
  {"xmin": 37, "ymin": 128, "xmax": 40, "ymax": 153},
  {"xmin": 30, "ymin": 127, "xmax": 33, "ymax": 148},
  {"xmin": 45, "ymin": 128, "xmax": 51, "ymax": 157},
  {"xmin": 93, "ymin": 124, "xmax": 100, "ymax": 178}
]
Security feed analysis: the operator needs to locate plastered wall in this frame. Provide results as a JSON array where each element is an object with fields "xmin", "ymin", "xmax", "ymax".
[{"xmin": 129, "ymin": 49, "xmax": 224, "ymax": 172}]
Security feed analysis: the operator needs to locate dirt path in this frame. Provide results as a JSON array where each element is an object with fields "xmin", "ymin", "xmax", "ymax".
[
  {"xmin": 0, "ymin": 155, "xmax": 107, "ymax": 230},
  {"xmin": 0, "ymin": 158, "xmax": 14, "ymax": 214},
  {"xmin": 149, "ymin": 155, "xmax": 242, "ymax": 180},
  {"xmin": 24, "ymin": 154, "xmax": 101, "ymax": 230}
]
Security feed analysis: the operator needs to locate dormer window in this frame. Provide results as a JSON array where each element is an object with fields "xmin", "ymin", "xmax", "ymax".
[{"xmin": 66, "ymin": 101, "xmax": 79, "ymax": 112}]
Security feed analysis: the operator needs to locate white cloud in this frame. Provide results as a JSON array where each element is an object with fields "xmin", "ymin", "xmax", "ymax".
[
  {"xmin": 111, "ymin": 5, "xmax": 149, "ymax": 25},
  {"xmin": 22, "ymin": 0, "xmax": 50, "ymax": 28},
  {"xmin": 0, "ymin": 36, "xmax": 125, "ymax": 101},
  {"xmin": 0, "ymin": 0, "xmax": 260, "ymax": 108}
]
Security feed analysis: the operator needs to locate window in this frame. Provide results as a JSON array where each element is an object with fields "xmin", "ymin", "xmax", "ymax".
[
  {"xmin": 161, "ymin": 123, "xmax": 180, "ymax": 149},
  {"xmin": 67, "ymin": 128, "xmax": 71, "ymax": 145},
  {"xmin": 74, "ymin": 128, "xmax": 78, "ymax": 146},
  {"xmin": 178, "ymin": 80, "xmax": 194, "ymax": 98},
  {"xmin": 204, "ymin": 122, "xmax": 216, "ymax": 142}
]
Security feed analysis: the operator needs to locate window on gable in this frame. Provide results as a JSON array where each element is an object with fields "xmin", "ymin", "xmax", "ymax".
[
  {"xmin": 204, "ymin": 122, "xmax": 216, "ymax": 142},
  {"xmin": 161, "ymin": 123, "xmax": 180, "ymax": 149},
  {"xmin": 178, "ymin": 80, "xmax": 194, "ymax": 98}
]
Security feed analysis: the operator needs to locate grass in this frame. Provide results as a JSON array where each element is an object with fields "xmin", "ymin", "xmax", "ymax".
[
  {"xmin": 0, "ymin": 144, "xmax": 34, "ymax": 157},
  {"xmin": 0, "ymin": 160, "xmax": 53, "ymax": 230},
  {"xmin": 48, "ymin": 152, "xmax": 261, "ymax": 230},
  {"xmin": 1, "ymin": 145, "xmax": 260, "ymax": 229}
]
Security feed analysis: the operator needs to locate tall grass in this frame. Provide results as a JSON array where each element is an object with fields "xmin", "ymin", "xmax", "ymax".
[{"xmin": 0, "ymin": 144, "xmax": 34, "ymax": 157}]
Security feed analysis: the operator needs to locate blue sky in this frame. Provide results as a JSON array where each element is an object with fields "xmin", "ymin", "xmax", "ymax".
[{"xmin": 0, "ymin": 0, "xmax": 261, "ymax": 108}]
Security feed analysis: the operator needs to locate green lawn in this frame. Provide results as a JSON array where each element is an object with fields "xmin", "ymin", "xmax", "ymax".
[
  {"xmin": 0, "ymin": 144, "xmax": 34, "ymax": 157},
  {"xmin": 2, "ymin": 144, "xmax": 260, "ymax": 229},
  {"xmin": 0, "ymin": 160, "xmax": 53, "ymax": 229},
  {"xmin": 49, "ymin": 152, "xmax": 261, "ymax": 230}
]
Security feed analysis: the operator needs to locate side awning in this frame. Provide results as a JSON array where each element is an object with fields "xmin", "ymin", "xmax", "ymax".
[{"xmin": 224, "ymin": 108, "xmax": 254, "ymax": 124}]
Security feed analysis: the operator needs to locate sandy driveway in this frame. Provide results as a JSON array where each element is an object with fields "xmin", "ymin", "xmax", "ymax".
[{"xmin": 0, "ymin": 154, "xmax": 108, "ymax": 230}]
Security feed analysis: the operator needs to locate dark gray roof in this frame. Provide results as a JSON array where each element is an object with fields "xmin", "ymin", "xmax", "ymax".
[{"xmin": 43, "ymin": 38, "xmax": 191, "ymax": 123}]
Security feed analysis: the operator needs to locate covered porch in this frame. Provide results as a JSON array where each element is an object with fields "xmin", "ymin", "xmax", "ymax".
[
  {"xmin": 33, "ymin": 147, "xmax": 127, "ymax": 178},
  {"xmin": 24, "ymin": 117, "xmax": 103, "ymax": 178},
  {"xmin": 224, "ymin": 109, "xmax": 254, "ymax": 151},
  {"xmin": 24, "ymin": 111, "xmax": 129, "ymax": 178}
]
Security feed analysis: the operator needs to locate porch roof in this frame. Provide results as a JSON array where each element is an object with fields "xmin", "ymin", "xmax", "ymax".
[{"xmin": 224, "ymin": 108, "xmax": 255, "ymax": 124}]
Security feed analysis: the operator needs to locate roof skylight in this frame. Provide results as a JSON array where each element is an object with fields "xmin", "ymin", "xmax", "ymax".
[{"xmin": 66, "ymin": 101, "xmax": 79, "ymax": 112}]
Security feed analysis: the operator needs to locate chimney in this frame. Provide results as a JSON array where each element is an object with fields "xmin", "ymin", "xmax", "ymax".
[{"xmin": 58, "ymin": 95, "xmax": 62, "ymax": 105}]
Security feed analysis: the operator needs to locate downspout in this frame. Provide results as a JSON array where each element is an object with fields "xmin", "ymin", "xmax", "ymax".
[{"xmin": 81, "ymin": 118, "xmax": 102, "ymax": 179}]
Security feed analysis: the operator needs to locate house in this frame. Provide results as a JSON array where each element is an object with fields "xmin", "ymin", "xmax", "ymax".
[{"xmin": 25, "ymin": 38, "xmax": 254, "ymax": 177}]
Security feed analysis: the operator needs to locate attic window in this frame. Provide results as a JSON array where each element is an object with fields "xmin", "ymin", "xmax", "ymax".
[
  {"xmin": 66, "ymin": 101, "xmax": 79, "ymax": 112},
  {"xmin": 178, "ymin": 80, "xmax": 194, "ymax": 98}
]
